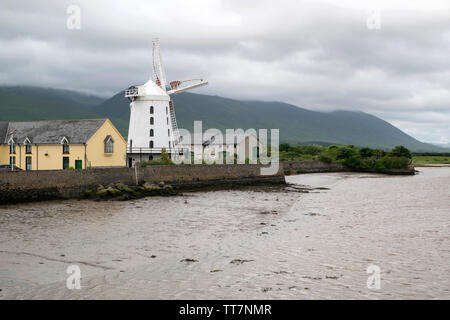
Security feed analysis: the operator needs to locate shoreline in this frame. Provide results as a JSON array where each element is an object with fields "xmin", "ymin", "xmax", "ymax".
[
  {"xmin": 0, "ymin": 161, "xmax": 414, "ymax": 204},
  {"xmin": 414, "ymin": 164, "xmax": 450, "ymax": 167}
]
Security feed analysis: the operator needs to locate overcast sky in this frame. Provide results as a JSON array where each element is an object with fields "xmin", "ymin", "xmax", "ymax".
[{"xmin": 1, "ymin": 0, "xmax": 450, "ymax": 143}]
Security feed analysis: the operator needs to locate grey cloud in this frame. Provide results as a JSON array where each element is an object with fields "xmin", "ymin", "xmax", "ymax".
[{"xmin": 0, "ymin": 0, "xmax": 450, "ymax": 143}]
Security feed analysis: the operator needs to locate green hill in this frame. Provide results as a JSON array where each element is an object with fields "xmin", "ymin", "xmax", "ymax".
[
  {"xmin": 0, "ymin": 86, "xmax": 128, "ymax": 134},
  {"xmin": 0, "ymin": 86, "xmax": 443, "ymax": 152},
  {"xmin": 94, "ymin": 90, "xmax": 441, "ymax": 151}
]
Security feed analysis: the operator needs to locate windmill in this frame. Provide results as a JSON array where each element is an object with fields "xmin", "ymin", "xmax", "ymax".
[{"xmin": 125, "ymin": 39, "xmax": 208, "ymax": 167}]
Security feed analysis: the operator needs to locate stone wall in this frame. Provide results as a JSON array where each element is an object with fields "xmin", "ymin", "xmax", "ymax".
[
  {"xmin": 282, "ymin": 160, "xmax": 415, "ymax": 175},
  {"xmin": 0, "ymin": 164, "xmax": 285, "ymax": 203},
  {"xmin": 282, "ymin": 161, "xmax": 345, "ymax": 174},
  {"xmin": 0, "ymin": 161, "xmax": 414, "ymax": 204}
]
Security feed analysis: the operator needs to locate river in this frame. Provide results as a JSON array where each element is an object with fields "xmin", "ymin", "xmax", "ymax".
[{"xmin": 0, "ymin": 167, "xmax": 449, "ymax": 299}]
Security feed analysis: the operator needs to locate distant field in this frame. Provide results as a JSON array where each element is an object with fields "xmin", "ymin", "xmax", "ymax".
[{"xmin": 413, "ymin": 156, "xmax": 450, "ymax": 165}]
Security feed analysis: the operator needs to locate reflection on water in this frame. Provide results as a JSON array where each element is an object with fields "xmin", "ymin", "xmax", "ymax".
[{"xmin": 0, "ymin": 167, "xmax": 449, "ymax": 299}]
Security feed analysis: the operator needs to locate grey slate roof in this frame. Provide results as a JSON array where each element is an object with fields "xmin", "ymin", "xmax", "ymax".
[
  {"xmin": 0, "ymin": 119, "xmax": 107, "ymax": 144},
  {"xmin": 0, "ymin": 122, "xmax": 8, "ymax": 143}
]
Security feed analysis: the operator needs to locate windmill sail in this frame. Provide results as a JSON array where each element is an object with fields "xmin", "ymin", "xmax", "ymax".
[{"xmin": 124, "ymin": 38, "xmax": 208, "ymax": 166}]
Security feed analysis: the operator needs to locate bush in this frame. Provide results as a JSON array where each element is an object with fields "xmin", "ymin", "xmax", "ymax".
[
  {"xmin": 296, "ymin": 145, "xmax": 324, "ymax": 156},
  {"xmin": 138, "ymin": 161, "xmax": 148, "ymax": 167},
  {"xmin": 359, "ymin": 147, "xmax": 374, "ymax": 159},
  {"xmin": 373, "ymin": 149, "xmax": 386, "ymax": 159},
  {"xmin": 336, "ymin": 147, "xmax": 358, "ymax": 160},
  {"xmin": 145, "ymin": 149, "xmax": 174, "ymax": 166},
  {"xmin": 319, "ymin": 153, "xmax": 333, "ymax": 163},
  {"xmin": 160, "ymin": 148, "xmax": 173, "ymax": 164},
  {"xmin": 279, "ymin": 143, "xmax": 292, "ymax": 152},
  {"xmin": 148, "ymin": 159, "xmax": 168, "ymax": 165},
  {"xmin": 278, "ymin": 143, "xmax": 410, "ymax": 170},
  {"xmin": 343, "ymin": 155, "xmax": 364, "ymax": 168},
  {"xmin": 380, "ymin": 156, "xmax": 409, "ymax": 169},
  {"xmin": 390, "ymin": 146, "xmax": 412, "ymax": 159},
  {"xmin": 361, "ymin": 158, "xmax": 378, "ymax": 168}
]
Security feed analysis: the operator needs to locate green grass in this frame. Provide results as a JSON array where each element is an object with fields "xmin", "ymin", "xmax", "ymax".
[{"xmin": 413, "ymin": 156, "xmax": 450, "ymax": 165}]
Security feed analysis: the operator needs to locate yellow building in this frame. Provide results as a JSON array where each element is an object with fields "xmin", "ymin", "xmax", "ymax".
[{"xmin": 0, "ymin": 119, "xmax": 126, "ymax": 170}]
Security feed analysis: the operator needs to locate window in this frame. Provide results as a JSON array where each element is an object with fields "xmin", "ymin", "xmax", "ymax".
[
  {"xmin": 9, "ymin": 143, "xmax": 15, "ymax": 154},
  {"xmin": 166, "ymin": 107, "xmax": 168, "ymax": 115},
  {"xmin": 167, "ymin": 117, "xmax": 169, "ymax": 125},
  {"xmin": 61, "ymin": 137, "xmax": 70, "ymax": 154},
  {"xmin": 104, "ymin": 136, "xmax": 114, "ymax": 153},
  {"xmin": 149, "ymin": 140, "xmax": 154, "ymax": 148},
  {"xmin": 26, "ymin": 144, "xmax": 32, "ymax": 154},
  {"xmin": 149, "ymin": 155, "xmax": 153, "ymax": 161},
  {"xmin": 10, "ymin": 156, "xmax": 16, "ymax": 166},
  {"xmin": 168, "ymin": 129, "xmax": 170, "ymax": 137},
  {"xmin": 150, "ymin": 117, "xmax": 154, "ymax": 125},
  {"xmin": 63, "ymin": 157, "xmax": 69, "ymax": 170},
  {"xmin": 150, "ymin": 106, "xmax": 154, "ymax": 114},
  {"xmin": 150, "ymin": 129, "xmax": 154, "ymax": 137},
  {"xmin": 63, "ymin": 143, "xmax": 70, "ymax": 154},
  {"xmin": 26, "ymin": 156, "xmax": 32, "ymax": 171}
]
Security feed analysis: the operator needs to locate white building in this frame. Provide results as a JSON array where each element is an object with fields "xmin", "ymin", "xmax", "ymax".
[
  {"xmin": 125, "ymin": 39, "xmax": 207, "ymax": 167},
  {"xmin": 125, "ymin": 80, "xmax": 178, "ymax": 167},
  {"xmin": 177, "ymin": 132, "xmax": 265, "ymax": 164}
]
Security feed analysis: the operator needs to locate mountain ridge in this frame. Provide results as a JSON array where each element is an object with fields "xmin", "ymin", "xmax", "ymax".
[{"xmin": 0, "ymin": 85, "xmax": 444, "ymax": 152}]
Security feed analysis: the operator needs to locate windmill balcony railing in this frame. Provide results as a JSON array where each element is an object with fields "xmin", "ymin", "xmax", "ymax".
[
  {"xmin": 127, "ymin": 146, "xmax": 187, "ymax": 155},
  {"xmin": 124, "ymin": 87, "xmax": 139, "ymax": 97}
]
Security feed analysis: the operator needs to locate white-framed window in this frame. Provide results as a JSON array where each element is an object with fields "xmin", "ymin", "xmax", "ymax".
[
  {"xmin": 9, "ymin": 143, "xmax": 15, "ymax": 154},
  {"xmin": 8, "ymin": 136, "xmax": 15, "ymax": 154},
  {"xmin": 24, "ymin": 137, "xmax": 32, "ymax": 154},
  {"xmin": 61, "ymin": 136, "xmax": 70, "ymax": 154},
  {"xmin": 149, "ymin": 140, "xmax": 154, "ymax": 148},
  {"xmin": 104, "ymin": 135, "xmax": 114, "ymax": 153},
  {"xmin": 150, "ymin": 129, "xmax": 154, "ymax": 137},
  {"xmin": 150, "ymin": 106, "xmax": 154, "ymax": 114},
  {"xmin": 150, "ymin": 117, "xmax": 154, "ymax": 125}
]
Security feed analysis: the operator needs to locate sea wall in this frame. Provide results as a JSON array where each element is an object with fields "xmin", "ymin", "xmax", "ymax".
[
  {"xmin": 0, "ymin": 164, "xmax": 285, "ymax": 204},
  {"xmin": 0, "ymin": 161, "xmax": 414, "ymax": 204},
  {"xmin": 282, "ymin": 160, "xmax": 415, "ymax": 176},
  {"xmin": 282, "ymin": 161, "xmax": 346, "ymax": 174}
]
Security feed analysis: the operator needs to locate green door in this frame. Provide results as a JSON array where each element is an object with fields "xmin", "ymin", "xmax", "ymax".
[
  {"xmin": 75, "ymin": 160, "xmax": 82, "ymax": 169},
  {"xmin": 63, "ymin": 157, "xmax": 69, "ymax": 169}
]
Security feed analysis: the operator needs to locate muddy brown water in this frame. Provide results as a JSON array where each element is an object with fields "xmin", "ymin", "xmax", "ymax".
[{"xmin": 0, "ymin": 167, "xmax": 449, "ymax": 299}]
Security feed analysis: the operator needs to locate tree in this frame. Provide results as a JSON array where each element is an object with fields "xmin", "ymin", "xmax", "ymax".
[
  {"xmin": 373, "ymin": 149, "xmax": 386, "ymax": 159},
  {"xmin": 359, "ymin": 147, "xmax": 374, "ymax": 158},
  {"xmin": 336, "ymin": 147, "xmax": 358, "ymax": 160},
  {"xmin": 390, "ymin": 146, "xmax": 412, "ymax": 159},
  {"xmin": 160, "ymin": 148, "xmax": 173, "ymax": 165},
  {"xmin": 279, "ymin": 143, "xmax": 291, "ymax": 152}
]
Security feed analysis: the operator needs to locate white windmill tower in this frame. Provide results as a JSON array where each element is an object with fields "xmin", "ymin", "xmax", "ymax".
[{"xmin": 125, "ymin": 39, "xmax": 208, "ymax": 167}]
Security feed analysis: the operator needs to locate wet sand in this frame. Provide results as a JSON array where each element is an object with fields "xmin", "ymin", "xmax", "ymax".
[{"xmin": 0, "ymin": 167, "xmax": 449, "ymax": 299}]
